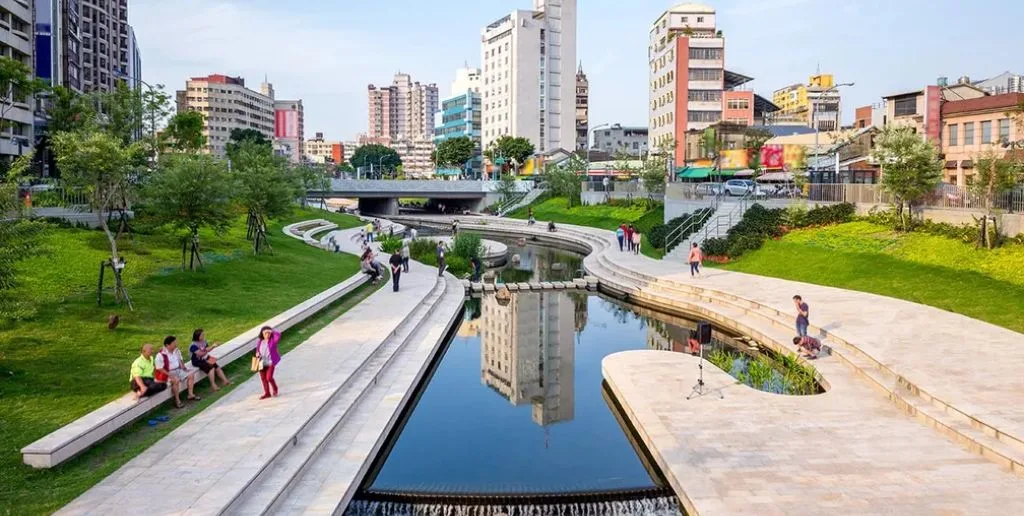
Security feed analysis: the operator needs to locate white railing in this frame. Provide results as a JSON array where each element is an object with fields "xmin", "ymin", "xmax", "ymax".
[{"xmin": 806, "ymin": 184, "xmax": 1024, "ymax": 213}]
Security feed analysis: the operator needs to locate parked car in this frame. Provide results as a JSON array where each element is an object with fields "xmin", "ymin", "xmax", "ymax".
[
  {"xmin": 695, "ymin": 183, "xmax": 724, "ymax": 197},
  {"xmin": 724, "ymin": 179, "xmax": 759, "ymax": 196}
]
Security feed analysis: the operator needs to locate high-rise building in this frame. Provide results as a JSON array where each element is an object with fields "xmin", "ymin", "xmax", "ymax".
[
  {"xmin": 771, "ymin": 74, "xmax": 843, "ymax": 131},
  {"xmin": 2, "ymin": 0, "xmax": 35, "ymax": 158},
  {"xmin": 34, "ymin": 0, "xmax": 84, "ymax": 92},
  {"xmin": 576, "ymin": 62, "xmax": 588, "ymax": 150},
  {"xmin": 273, "ymin": 99, "xmax": 304, "ymax": 163},
  {"xmin": 435, "ymin": 68, "xmax": 483, "ymax": 178},
  {"xmin": 305, "ymin": 132, "xmax": 343, "ymax": 165},
  {"xmin": 80, "ymin": 0, "xmax": 130, "ymax": 93},
  {"xmin": 367, "ymin": 72, "xmax": 439, "ymax": 143},
  {"xmin": 176, "ymin": 74, "xmax": 275, "ymax": 158},
  {"xmin": 480, "ymin": 0, "xmax": 577, "ymax": 154},
  {"xmin": 648, "ymin": 3, "xmax": 753, "ymax": 166},
  {"xmin": 126, "ymin": 25, "xmax": 141, "ymax": 90}
]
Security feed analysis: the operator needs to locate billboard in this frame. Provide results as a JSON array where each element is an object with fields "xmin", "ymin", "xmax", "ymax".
[
  {"xmin": 275, "ymin": 109, "xmax": 299, "ymax": 139},
  {"xmin": 761, "ymin": 145, "xmax": 784, "ymax": 169},
  {"xmin": 719, "ymin": 149, "xmax": 749, "ymax": 169}
]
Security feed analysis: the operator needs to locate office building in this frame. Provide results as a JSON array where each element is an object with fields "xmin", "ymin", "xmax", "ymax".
[
  {"xmin": 648, "ymin": 3, "xmax": 755, "ymax": 166},
  {"xmin": 80, "ymin": 0, "xmax": 130, "ymax": 92},
  {"xmin": 882, "ymin": 81, "xmax": 985, "ymax": 146},
  {"xmin": 480, "ymin": 0, "xmax": 577, "ymax": 154},
  {"xmin": 1, "ymin": 0, "xmax": 35, "ymax": 158},
  {"xmin": 481, "ymin": 291, "xmax": 575, "ymax": 427},
  {"xmin": 273, "ymin": 99, "xmax": 304, "ymax": 163},
  {"xmin": 305, "ymin": 132, "xmax": 343, "ymax": 165},
  {"xmin": 593, "ymin": 124, "xmax": 649, "ymax": 156},
  {"xmin": 367, "ymin": 72, "xmax": 439, "ymax": 143},
  {"xmin": 941, "ymin": 92, "xmax": 1024, "ymax": 186},
  {"xmin": 434, "ymin": 92, "xmax": 482, "ymax": 177},
  {"xmin": 770, "ymin": 74, "xmax": 844, "ymax": 131},
  {"xmin": 34, "ymin": 0, "xmax": 84, "ymax": 92},
  {"xmin": 450, "ymin": 66, "xmax": 482, "ymax": 96},
  {"xmin": 342, "ymin": 140, "xmax": 357, "ymax": 164},
  {"xmin": 576, "ymin": 63, "xmax": 588, "ymax": 150},
  {"xmin": 176, "ymin": 74, "xmax": 275, "ymax": 158},
  {"xmin": 126, "ymin": 25, "xmax": 141, "ymax": 89}
]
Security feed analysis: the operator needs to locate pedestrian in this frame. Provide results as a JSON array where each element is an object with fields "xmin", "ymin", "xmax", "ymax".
[
  {"xmin": 410, "ymin": 227, "xmax": 418, "ymax": 240},
  {"xmin": 687, "ymin": 243, "xmax": 703, "ymax": 277},
  {"xmin": 793, "ymin": 295, "xmax": 810, "ymax": 337},
  {"xmin": 255, "ymin": 326, "xmax": 281, "ymax": 399},
  {"xmin": 528, "ymin": 208, "xmax": 536, "ymax": 225},
  {"xmin": 389, "ymin": 249, "xmax": 403, "ymax": 292},
  {"xmin": 129, "ymin": 343, "xmax": 166, "ymax": 401},
  {"xmin": 361, "ymin": 249, "xmax": 381, "ymax": 283},
  {"xmin": 364, "ymin": 222, "xmax": 374, "ymax": 243},
  {"xmin": 471, "ymin": 256, "xmax": 483, "ymax": 282},
  {"xmin": 436, "ymin": 241, "xmax": 447, "ymax": 276},
  {"xmin": 401, "ymin": 240, "xmax": 411, "ymax": 273},
  {"xmin": 452, "ymin": 219, "xmax": 459, "ymax": 237},
  {"xmin": 793, "ymin": 335, "xmax": 822, "ymax": 359},
  {"xmin": 625, "ymin": 224, "xmax": 634, "ymax": 252},
  {"xmin": 155, "ymin": 336, "xmax": 197, "ymax": 408},
  {"xmin": 632, "ymin": 230, "xmax": 642, "ymax": 255},
  {"xmin": 616, "ymin": 224, "xmax": 625, "ymax": 252}
]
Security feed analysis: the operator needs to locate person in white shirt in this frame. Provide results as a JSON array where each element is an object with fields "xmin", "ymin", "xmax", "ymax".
[{"xmin": 157, "ymin": 336, "xmax": 198, "ymax": 407}]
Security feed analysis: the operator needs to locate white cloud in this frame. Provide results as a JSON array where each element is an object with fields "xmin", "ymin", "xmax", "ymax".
[{"xmin": 130, "ymin": 0, "xmax": 395, "ymax": 139}]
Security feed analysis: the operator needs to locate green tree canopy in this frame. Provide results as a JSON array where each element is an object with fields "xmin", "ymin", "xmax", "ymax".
[
  {"xmin": 872, "ymin": 125, "xmax": 943, "ymax": 230},
  {"xmin": 0, "ymin": 57, "xmax": 48, "ymax": 137},
  {"xmin": 97, "ymin": 83, "xmax": 145, "ymax": 146},
  {"xmin": 163, "ymin": 111, "xmax": 207, "ymax": 153},
  {"xmin": 226, "ymin": 128, "xmax": 272, "ymax": 159},
  {"xmin": 350, "ymin": 144, "xmax": 401, "ymax": 174},
  {"xmin": 485, "ymin": 136, "xmax": 535, "ymax": 171},
  {"xmin": 435, "ymin": 136, "xmax": 476, "ymax": 169},
  {"xmin": 46, "ymin": 86, "xmax": 97, "ymax": 134},
  {"xmin": 546, "ymin": 156, "xmax": 585, "ymax": 207},
  {"xmin": 229, "ymin": 141, "xmax": 302, "ymax": 253},
  {"xmin": 144, "ymin": 154, "xmax": 236, "ymax": 269}
]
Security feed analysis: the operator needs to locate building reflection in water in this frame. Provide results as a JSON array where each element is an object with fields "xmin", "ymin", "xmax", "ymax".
[{"xmin": 480, "ymin": 292, "xmax": 575, "ymax": 427}]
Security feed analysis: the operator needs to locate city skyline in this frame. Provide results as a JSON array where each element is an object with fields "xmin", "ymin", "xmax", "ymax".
[{"xmin": 131, "ymin": 0, "xmax": 1022, "ymax": 142}]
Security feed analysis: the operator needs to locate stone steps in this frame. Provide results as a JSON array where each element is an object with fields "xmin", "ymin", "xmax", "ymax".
[
  {"xmin": 222, "ymin": 277, "xmax": 451, "ymax": 514},
  {"xmin": 271, "ymin": 276, "xmax": 467, "ymax": 515}
]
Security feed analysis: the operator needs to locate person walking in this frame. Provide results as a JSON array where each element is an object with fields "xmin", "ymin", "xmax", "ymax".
[
  {"xmin": 687, "ymin": 243, "xmax": 703, "ymax": 277},
  {"xmin": 389, "ymin": 249, "xmax": 403, "ymax": 292},
  {"xmin": 452, "ymin": 219, "xmax": 459, "ymax": 237},
  {"xmin": 616, "ymin": 225, "xmax": 625, "ymax": 252},
  {"xmin": 436, "ymin": 241, "xmax": 447, "ymax": 276},
  {"xmin": 528, "ymin": 208, "xmax": 535, "ymax": 225},
  {"xmin": 255, "ymin": 326, "xmax": 281, "ymax": 399},
  {"xmin": 625, "ymin": 225, "xmax": 635, "ymax": 252},
  {"xmin": 631, "ymin": 230, "xmax": 642, "ymax": 255},
  {"xmin": 401, "ymin": 240, "xmax": 411, "ymax": 273},
  {"xmin": 793, "ymin": 295, "xmax": 810, "ymax": 337}
]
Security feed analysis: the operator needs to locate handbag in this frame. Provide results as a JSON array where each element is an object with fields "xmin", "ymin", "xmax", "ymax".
[{"xmin": 250, "ymin": 355, "xmax": 264, "ymax": 372}]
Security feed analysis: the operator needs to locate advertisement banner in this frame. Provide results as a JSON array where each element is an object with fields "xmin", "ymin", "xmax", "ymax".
[
  {"xmin": 275, "ymin": 110, "xmax": 299, "ymax": 139},
  {"xmin": 761, "ymin": 145, "xmax": 784, "ymax": 169},
  {"xmin": 782, "ymin": 144, "xmax": 806, "ymax": 169},
  {"xmin": 719, "ymin": 149, "xmax": 749, "ymax": 169}
]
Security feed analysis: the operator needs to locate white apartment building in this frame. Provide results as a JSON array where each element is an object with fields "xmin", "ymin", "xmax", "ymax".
[
  {"xmin": 480, "ymin": 0, "xmax": 577, "ymax": 154},
  {"xmin": 367, "ymin": 72, "xmax": 439, "ymax": 142},
  {"xmin": 390, "ymin": 139, "xmax": 435, "ymax": 178},
  {"xmin": 451, "ymin": 66, "xmax": 481, "ymax": 95},
  {"xmin": 0, "ymin": 0, "xmax": 34, "ymax": 158},
  {"xmin": 175, "ymin": 74, "xmax": 275, "ymax": 158}
]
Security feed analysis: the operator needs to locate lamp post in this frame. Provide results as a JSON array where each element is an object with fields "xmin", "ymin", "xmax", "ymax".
[
  {"xmin": 587, "ymin": 123, "xmax": 610, "ymax": 178},
  {"xmin": 811, "ymin": 82, "xmax": 854, "ymax": 181}
]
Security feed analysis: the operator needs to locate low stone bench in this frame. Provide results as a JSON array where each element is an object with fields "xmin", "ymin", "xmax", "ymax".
[{"xmin": 21, "ymin": 272, "xmax": 369, "ymax": 469}]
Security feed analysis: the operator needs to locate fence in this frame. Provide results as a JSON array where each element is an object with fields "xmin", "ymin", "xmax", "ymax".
[{"xmin": 806, "ymin": 184, "xmax": 1024, "ymax": 213}]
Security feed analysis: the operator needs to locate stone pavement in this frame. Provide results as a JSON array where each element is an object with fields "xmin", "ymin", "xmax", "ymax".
[
  {"xmin": 604, "ymin": 350, "xmax": 1024, "ymax": 515},
  {"xmin": 59, "ymin": 225, "xmax": 461, "ymax": 515}
]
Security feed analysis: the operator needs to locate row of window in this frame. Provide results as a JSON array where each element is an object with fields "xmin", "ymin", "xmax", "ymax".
[
  {"xmin": 651, "ymin": 71, "xmax": 675, "ymax": 91},
  {"xmin": 652, "ymin": 91, "xmax": 675, "ymax": 110},
  {"xmin": 726, "ymin": 98, "xmax": 749, "ymax": 110},
  {"xmin": 651, "ymin": 49, "xmax": 675, "ymax": 74},
  {"xmin": 947, "ymin": 118, "xmax": 1012, "ymax": 146},
  {"xmin": 689, "ymin": 68, "xmax": 722, "ymax": 81},
  {"xmin": 652, "ymin": 111, "xmax": 675, "ymax": 129},
  {"xmin": 689, "ymin": 47, "xmax": 722, "ymax": 60},
  {"xmin": 689, "ymin": 90, "xmax": 721, "ymax": 102},
  {"xmin": 688, "ymin": 111, "xmax": 721, "ymax": 123}
]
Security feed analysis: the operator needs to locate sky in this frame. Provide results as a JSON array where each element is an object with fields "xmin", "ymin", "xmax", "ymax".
[{"xmin": 131, "ymin": 0, "xmax": 1022, "ymax": 142}]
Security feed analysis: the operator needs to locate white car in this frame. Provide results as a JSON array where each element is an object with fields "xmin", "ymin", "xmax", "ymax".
[{"xmin": 724, "ymin": 179, "xmax": 758, "ymax": 196}]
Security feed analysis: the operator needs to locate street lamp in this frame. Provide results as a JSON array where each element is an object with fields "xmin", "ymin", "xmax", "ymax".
[
  {"xmin": 811, "ymin": 82, "xmax": 854, "ymax": 181},
  {"xmin": 587, "ymin": 123, "xmax": 610, "ymax": 178}
]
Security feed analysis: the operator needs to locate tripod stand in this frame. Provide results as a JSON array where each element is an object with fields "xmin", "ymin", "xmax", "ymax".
[{"xmin": 686, "ymin": 340, "xmax": 723, "ymax": 400}]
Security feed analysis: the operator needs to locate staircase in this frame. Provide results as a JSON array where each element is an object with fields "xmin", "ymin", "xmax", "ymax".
[
  {"xmin": 498, "ymin": 187, "xmax": 545, "ymax": 216},
  {"xmin": 664, "ymin": 193, "xmax": 753, "ymax": 261}
]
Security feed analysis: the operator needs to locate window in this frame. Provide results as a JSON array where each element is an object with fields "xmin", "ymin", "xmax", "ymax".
[
  {"xmin": 688, "ymin": 68, "xmax": 722, "ymax": 81},
  {"xmin": 688, "ymin": 48, "xmax": 722, "ymax": 60},
  {"xmin": 681, "ymin": 16, "xmax": 688, "ymax": 22},
  {"xmin": 688, "ymin": 90, "xmax": 721, "ymax": 102},
  {"xmin": 893, "ymin": 96, "xmax": 917, "ymax": 117},
  {"xmin": 726, "ymin": 98, "xmax": 749, "ymax": 110},
  {"xmin": 947, "ymin": 124, "xmax": 958, "ymax": 146},
  {"xmin": 999, "ymin": 118, "xmax": 1011, "ymax": 142},
  {"xmin": 697, "ymin": 16, "xmax": 704, "ymax": 22},
  {"xmin": 688, "ymin": 111, "xmax": 721, "ymax": 123},
  {"xmin": 964, "ymin": 122, "xmax": 974, "ymax": 145},
  {"xmin": 981, "ymin": 120, "xmax": 992, "ymax": 144}
]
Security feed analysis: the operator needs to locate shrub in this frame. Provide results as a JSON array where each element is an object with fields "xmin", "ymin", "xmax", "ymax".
[
  {"xmin": 702, "ymin": 237, "xmax": 729, "ymax": 256},
  {"xmin": 729, "ymin": 204, "xmax": 785, "ymax": 240},
  {"xmin": 378, "ymin": 235, "xmax": 403, "ymax": 254},
  {"xmin": 451, "ymin": 232, "xmax": 483, "ymax": 262},
  {"xmin": 647, "ymin": 224, "xmax": 670, "ymax": 249},
  {"xmin": 804, "ymin": 203, "xmax": 855, "ymax": 227},
  {"xmin": 444, "ymin": 256, "xmax": 470, "ymax": 276},
  {"xmin": 727, "ymin": 233, "xmax": 766, "ymax": 257}
]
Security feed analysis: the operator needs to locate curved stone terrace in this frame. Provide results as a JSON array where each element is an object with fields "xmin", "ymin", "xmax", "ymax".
[{"xmin": 391, "ymin": 214, "xmax": 1024, "ymax": 514}]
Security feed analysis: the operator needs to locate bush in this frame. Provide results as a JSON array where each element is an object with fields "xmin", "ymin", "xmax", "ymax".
[
  {"xmin": 647, "ymin": 224, "xmax": 670, "ymax": 249},
  {"xmin": 727, "ymin": 233, "xmax": 766, "ymax": 257},
  {"xmin": 729, "ymin": 204, "xmax": 785, "ymax": 240},
  {"xmin": 804, "ymin": 203, "xmax": 855, "ymax": 227},
  {"xmin": 445, "ymin": 256, "xmax": 470, "ymax": 276},
  {"xmin": 451, "ymin": 232, "xmax": 483, "ymax": 262},
  {"xmin": 702, "ymin": 237, "xmax": 729, "ymax": 257},
  {"xmin": 378, "ymin": 235, "xmax": 403, "ymax": 254}
]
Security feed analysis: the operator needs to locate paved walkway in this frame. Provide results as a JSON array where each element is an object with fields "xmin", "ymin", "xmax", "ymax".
[
  {"xmin": 398, "ymin": 215, "xmax": 1024, "ymax": 514},
  {"xmin": 59, "ymin": 225, "xmax": 456, "ymax": 515}
]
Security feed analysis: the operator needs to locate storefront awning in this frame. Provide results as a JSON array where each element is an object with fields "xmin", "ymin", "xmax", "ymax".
[{"xmin": 677, "ymin": 167, "xmax": 742, "ymax": 179}]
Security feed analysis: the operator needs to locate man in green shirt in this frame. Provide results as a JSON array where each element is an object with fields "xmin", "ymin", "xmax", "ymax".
[{"xmin": 130, "ymin": 343, "xmax": 167, "ymax": 401}]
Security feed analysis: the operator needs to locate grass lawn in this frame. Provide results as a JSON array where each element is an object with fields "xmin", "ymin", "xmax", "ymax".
[
  {"xmin": 0, "ymin": 208, "xmax": 366, "ymax": 513},
  {"xmin": 507, "ymin": 196, "xmax": 666, "ymax": 259},
  {"xmin": 720, "ymin": 221, "xmax": 1024, "ymax": 334}
]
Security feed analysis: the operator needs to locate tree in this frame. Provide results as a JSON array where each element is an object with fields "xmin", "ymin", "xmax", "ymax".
[
  {"xmin": 52, "ymin": 130, "xmax": 147, "ymax": 308},
  {"xmin": 230, "ymin": 141, "xmax": 302, "ymax": 254},
  {"xmin": 546, "ymin": 158, "xmax": 584, "ymax": 207},
  {"xmin": 349, "ymin": 144, "xmax": 401, "ymax": 177},
  {"xmin": 141, "ymin": 86, "xmax": 172, "ymax": 154},
  {"xmin": 700, "ymin": 127, "xmax": 723, "ymax": 181},
  {"xmin": 495, "ymin": 172, "xmax": 518, "ymax": 207},
  {"xmin": 0, "ymin": 153, "xmax": 46, "ymax": 321},
  {"xmin": 46, "ymin": 86, "xmax": 97, "ymax": 134},
  {"xmin": 97, "ymin": 83, "xmax": 145, "ymax": 146},
  {"xmin": 436, "ymin": 136, "xmax": 475, "ymax": 171},
  {"xmin": 485, "ymin": 136, "xmax": 534, "ymax": 174},
  {"xmin": 144, "ymin": 154, "xmax": 235, "ymax": 270},
  {"xmin": 971, "ymin": 152, "xmax": 1019, "ymax": 249},
  {"xmin": 640, "ymin": 153, "xmax": 667, "ymax": 206},
  {"xmin": 226, "ymin": 128, "xmax": 272, "ymax": 159},
  {"xmin": 872, "ymin": 125, "xmax": 943, "ymax": 230},
  {"xmin": 744, "ymin": 128, "xmax": 773, "ymax": 176},
  {"xmin": 163, "ymin": 111, "xmax": 207, "ymax": 153},
  {"xmin": 0, "ymin": 57, "xmax": 48, "ymax": 143}
]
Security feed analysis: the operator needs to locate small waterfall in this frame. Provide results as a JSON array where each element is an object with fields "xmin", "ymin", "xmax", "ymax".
[{"xmin": 343, "ymin": 496, "xmax": 684, "ymax": 516}]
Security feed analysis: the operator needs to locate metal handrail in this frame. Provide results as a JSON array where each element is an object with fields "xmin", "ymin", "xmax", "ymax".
[{"xmin": 691, "ymin": 190, "xmax": 754, "ymax": 245}]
